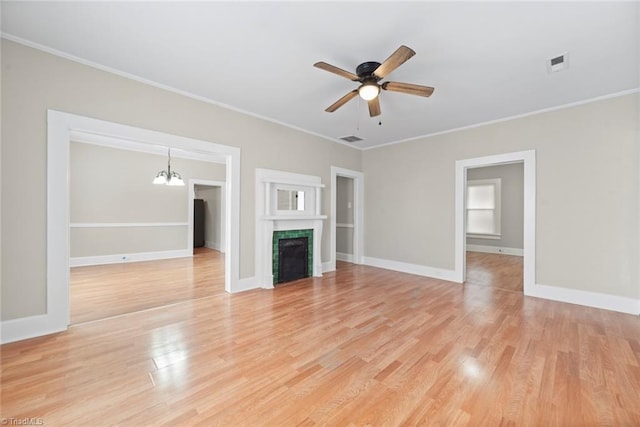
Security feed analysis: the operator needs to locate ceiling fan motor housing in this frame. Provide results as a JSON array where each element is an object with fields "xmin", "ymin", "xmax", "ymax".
[{"xmin": 356, "ymin": 61, "xmax": 382, "ymax": 79}]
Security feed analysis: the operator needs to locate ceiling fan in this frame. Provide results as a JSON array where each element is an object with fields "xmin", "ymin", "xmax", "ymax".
[{"xmin": 314, "ymin": 45, "xmax": 434, "ymax": 117}]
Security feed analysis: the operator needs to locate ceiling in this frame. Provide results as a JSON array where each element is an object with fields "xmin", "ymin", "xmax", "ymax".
[{"xmin": 2, "ymin": 1, "xmax": 638, "ymax": 150}]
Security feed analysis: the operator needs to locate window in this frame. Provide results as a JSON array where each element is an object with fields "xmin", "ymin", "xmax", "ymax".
[{"xmin": 466, "ymin": 178, "xmax": 501, "ymax": 238}]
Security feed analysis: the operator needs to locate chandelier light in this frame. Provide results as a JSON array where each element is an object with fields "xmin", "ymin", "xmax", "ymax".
[{"xmin": 153, "ymin": 148, "xmax": 184, "ymax": 186}]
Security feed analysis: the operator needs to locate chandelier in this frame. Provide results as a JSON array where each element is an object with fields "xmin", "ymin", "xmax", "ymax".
[{"xmin": 152, "ymin": 148, "xmax": 184, "ymax": 186}]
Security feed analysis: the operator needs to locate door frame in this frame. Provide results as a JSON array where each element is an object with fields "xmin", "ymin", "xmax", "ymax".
[
  {"xmin": 42, "ymin": 110, "xmax": 240, "ymax": 340},
  {"xmin": 454, "ymin": 150, "xmax": 535, "ymax": 294},
  {"xmin": 189, "ymin": 179, "xmax": 226, "ymax": 254},
  {"xmin": 329, "ymin": 166, "xmax": 364, "ymax": 271}
]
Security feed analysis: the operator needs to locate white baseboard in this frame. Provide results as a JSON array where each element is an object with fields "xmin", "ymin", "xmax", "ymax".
[
  {"xmin": 322, "ymin": 261, "xmax": 334, "ymax": 273},
  {"xmin": 336, "ymin": 252, "xmax": 354, "ymax": 263},
  {"xmin": 362, "ymin": 256, "xmax": 638, "ymax": 315},
  {"xmin": 246, "ymin": 275, "xmax": 276, "ymax": 290},
  {"xmin": 233, "ymin": 276, "xmax": 262, "ymax": 293},
  {"xmin": 467, "ymin": 244, "xmax": 523, "ymax": 256},
  {"xmin": 528, "ymin": 283, "xmax": 640, "ymax": 315},
  {"xmin": 1, "ymin": 314, "xmax": 67, "ymax": 344},
  {"xmin": 204, "ymin": 240, "xmax": 221, "ymax": 251},
  {"xmin": 69, "ymin": 249, "xmax": 191, "ymax": 267},
  {"xmin": 363, "ymin": 256, "xmax": 459, "ymax": 283}
]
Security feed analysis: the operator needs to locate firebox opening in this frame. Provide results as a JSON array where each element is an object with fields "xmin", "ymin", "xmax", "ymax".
[{"xmin": 277, "ymin": 237, "xmax": 309, "ymax": 284}]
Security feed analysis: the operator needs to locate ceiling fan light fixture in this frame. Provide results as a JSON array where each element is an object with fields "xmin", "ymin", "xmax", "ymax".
[
  {"xmin": 315, "ymin": 45, "xmax": 432, "ymax": 117},
  {"xmin": 358, "ymin": 82, "xmax": 380, "ymax": 101}
]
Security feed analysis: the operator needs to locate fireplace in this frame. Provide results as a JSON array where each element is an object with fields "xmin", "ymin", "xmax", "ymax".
[
  {"xmin": 272, "ymin": 229, "xmax": 313, "ymax": 285},
  {"xmin": 256, "ymin": 169, "xmax": 326, "ymax": 288}
]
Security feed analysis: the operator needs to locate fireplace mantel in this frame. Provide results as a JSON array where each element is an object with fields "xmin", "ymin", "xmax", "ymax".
[
  {"xmin": 262, "ymin": 215, "xmax": 326, "ymax": 221},
  {"xmin": 255, "ymin": 169, "xmax": 327, "ymax": 288}
]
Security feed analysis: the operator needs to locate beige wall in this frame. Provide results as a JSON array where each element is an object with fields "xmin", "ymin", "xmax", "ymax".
[
  {"xmin": 70, "ymin": 143, "xmax": 225, "ymax": 257},
  {"xmin": 363, "ymin": 93, "xmax": 639, "ymax": 299},
  {"xmin": 2, "ymin": 38, "xmax": 637, "ymax": 323},
  {"xmin": 467, "ymin": 163, "xmax": 524, "ymax": 250},
  {"xmin": 71, "ymin": 227, "xmax": 188, "ymax": 256},
  {"xmin": 1, "ymin": 40, "xmax": 361, "ymax": 320}
]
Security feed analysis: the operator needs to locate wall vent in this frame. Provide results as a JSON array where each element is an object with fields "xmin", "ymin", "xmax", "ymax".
[
  {"xmin": 339, "ymin": 135, "xmax": 363, "ymax": 143},
  {"xmin": 547, "ymin": 52, "xmax": 569, "ymax": 73}
]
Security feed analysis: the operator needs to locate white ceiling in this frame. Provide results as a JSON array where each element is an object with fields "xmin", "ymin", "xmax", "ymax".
[{"xmin": 2, "ymin": 1, "xmax": 639, "ymax": 149}]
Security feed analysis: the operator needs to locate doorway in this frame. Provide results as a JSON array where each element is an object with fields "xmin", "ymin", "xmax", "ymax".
[
  {"xmin": 465, "ymin": 163, "xmax": 524, "ymax": 292},
  {"xmin": 190, "ymin": 180, "xmax": 226, "ymax": 254},
  {"xmin": 454, "ymin": 150, "xmax": 536, "ymax": 296},
  {"xmin": 330, "ymin": 167, "xmax": 364, "ymax": 271},
  {"xmin": 43, "ymin": 111, "xmax": 241, "ymax": 338},
  {"xmin": 336, "ymin": 175, "xmax": 355, "ymax": 266},
  {"xmin": 68, "ymin": 143, "xmax": 228, "ymax": 324}
]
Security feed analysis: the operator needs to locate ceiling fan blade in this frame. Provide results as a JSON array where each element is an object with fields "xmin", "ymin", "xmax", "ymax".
[
  {"xmin": 382, "ymin": 81, "xmax": 435, "ymax": 97},
  {"xmin": 373, "ymin": 45, "xmax": 416, "ymax": 79},
  {"xmin": 325, "ymin": 90, "xmax": 358, "ymax": 112},
  {"xmin": 314, "ymin": 62, "xmax": 360, "ymax": 81},
  {"xmin": 368, "ymin": 97, "xmax": 381, "ymax": 117}
]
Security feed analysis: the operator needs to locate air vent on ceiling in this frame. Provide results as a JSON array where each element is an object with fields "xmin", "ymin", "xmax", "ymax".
[
  {"xmin": 547, "ymin": 52, "xmax": 569, "ymax": 73},
  {"xmin": 339, "ymin": 135, "xmax": 363, "ymax": 143}
]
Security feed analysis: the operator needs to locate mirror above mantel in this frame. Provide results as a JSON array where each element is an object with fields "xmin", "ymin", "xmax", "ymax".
[
  {"xmin": 260, "ymin": 171, "xmax": 327, "ymax": 220},
  {"xmin": 277, "ymin": 188, "xmax": 306, "ymax": 212}
]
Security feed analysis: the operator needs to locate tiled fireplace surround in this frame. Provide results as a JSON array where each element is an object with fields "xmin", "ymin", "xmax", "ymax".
[
  {"xmin": 272, "ymin": 229, "xmax": 313, "ymax": 284},
  {"xmin": 255, "ymin": 169, "xmax": 326, "ymax": 288}
]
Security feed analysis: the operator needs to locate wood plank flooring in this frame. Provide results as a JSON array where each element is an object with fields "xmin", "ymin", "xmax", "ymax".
[
  {"xmin": 2, "ymin": 261, "xmax": 640, "ymax": 425},
  {"xmin": 466, "ymin": 251, "xmax": 523, "ymax": 292},
  {"xmin": 70, "ymin": 248, "xmax": 224, "ymax": 324}
]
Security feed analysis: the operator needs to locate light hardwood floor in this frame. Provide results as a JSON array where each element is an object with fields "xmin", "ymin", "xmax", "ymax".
[
  {"xmin": 70, "ymin": 247, "xmax": 225, "ymax": 324},
  {"xmin": 466, "ymin": 251, "xmax": 523, "ymax": 292},
  {"xmin": 2, "ymin": 260, "xmax": 639, "ymax": 425}
]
